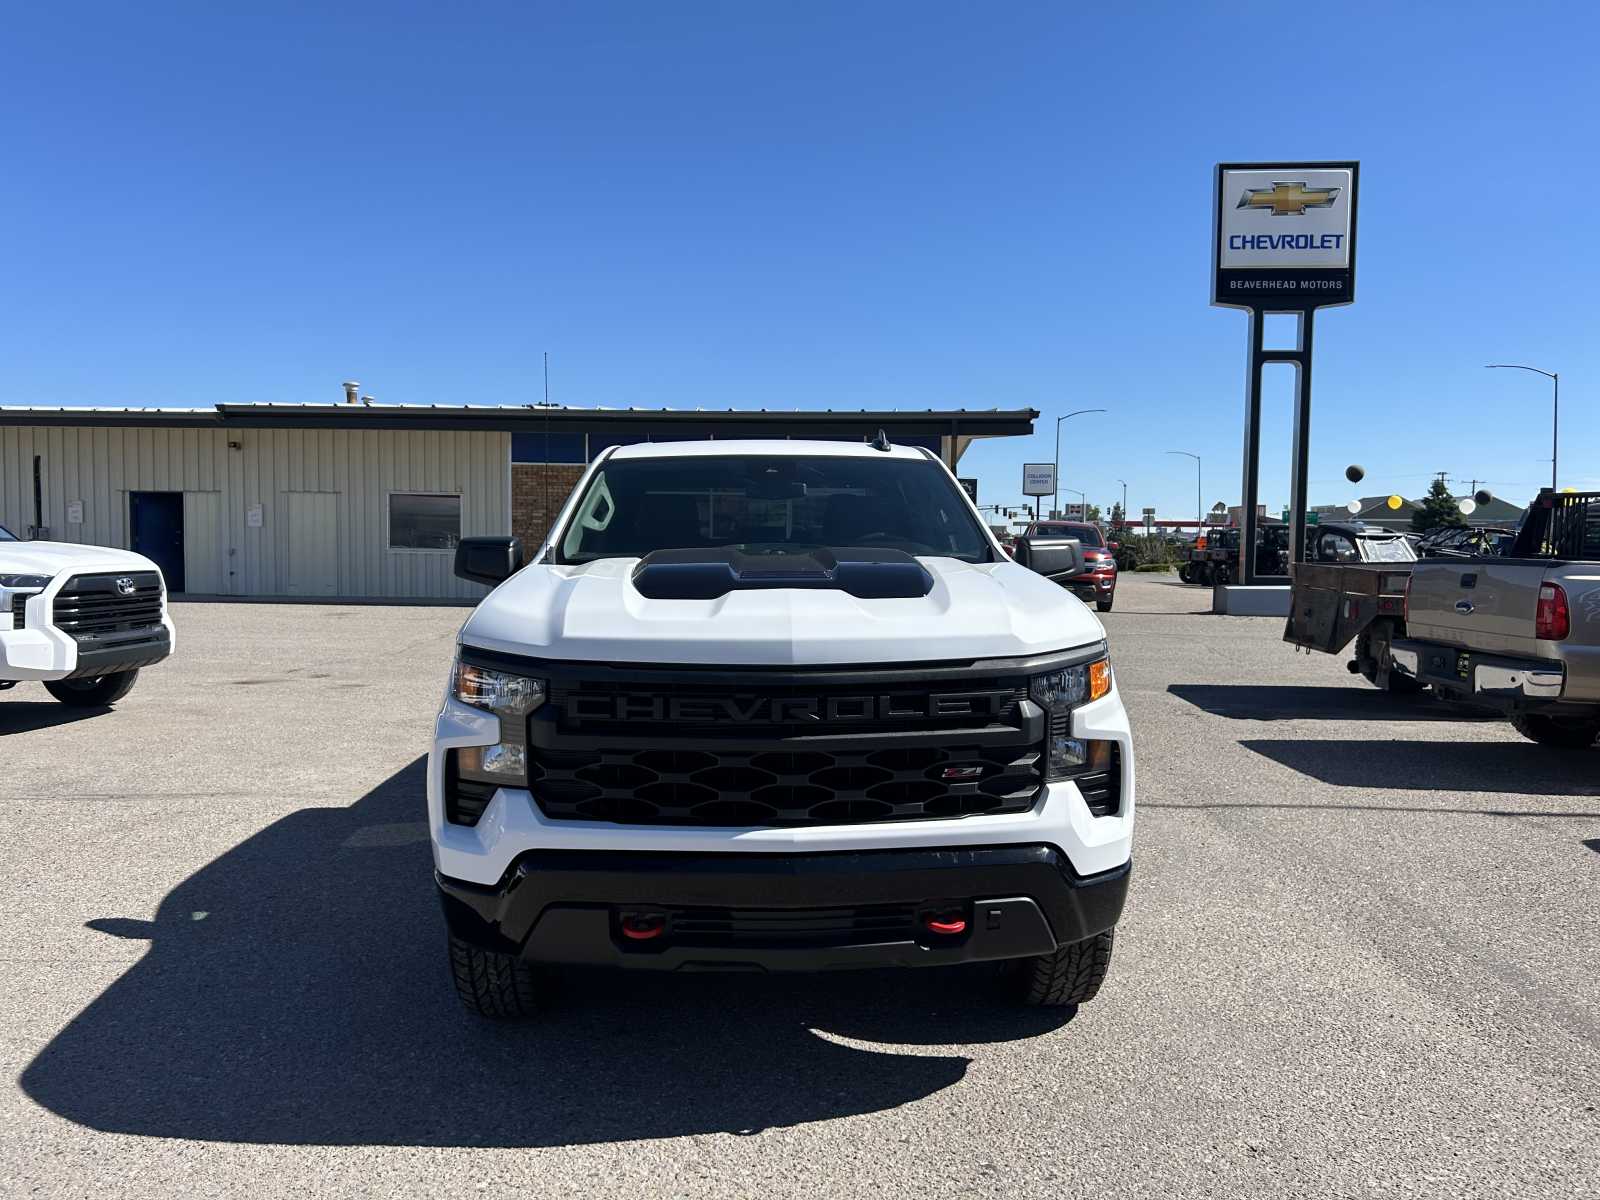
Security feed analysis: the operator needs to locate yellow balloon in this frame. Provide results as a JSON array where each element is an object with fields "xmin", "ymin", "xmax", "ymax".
[
  {"xmin": 1562, "ymin": 487, "xmax": 1577, "ymax": 493},
  {"xmin": 1387, "ymin": 494, "xmax": 1403, "ymax": 510}
]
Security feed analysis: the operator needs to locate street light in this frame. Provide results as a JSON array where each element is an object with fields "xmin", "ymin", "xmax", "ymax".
[
  {"xmin": 1485, "ymin": 364, "xmax": 1559, "ymax": 489},
  {"xmin": 1116, "ymin": 478, "xmax": 1128, "ymax": 524},
  {"xmin": 1054, "ymin": 408, "xmax": 1107, "ymax": 518},
  {"xmin": 1166, "ymin": 450, "xmax": 1202, "ymax": 532}
]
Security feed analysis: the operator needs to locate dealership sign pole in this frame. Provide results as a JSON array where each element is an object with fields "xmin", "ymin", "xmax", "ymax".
[{"xmin": 1213, "ymin": 161, "xmax": 1359, "ymax": 584}]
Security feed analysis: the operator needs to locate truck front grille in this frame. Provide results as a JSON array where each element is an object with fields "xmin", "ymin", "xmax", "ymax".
[
  {"xmin": 531, "ymin": 741, "xmax": 1043, "ymax": 826},
  {"xmin": 52, "ymin": 573, "xmax": 164, "ymax": 643},
  {"xmin": 524, "ymin": 663, "xmax": 1047, "ymax": 828}
]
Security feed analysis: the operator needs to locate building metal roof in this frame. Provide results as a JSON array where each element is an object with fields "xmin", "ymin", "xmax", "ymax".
[{"xmin": 0, "ymin": 402, "xmax": 1037, "ymax": 438}]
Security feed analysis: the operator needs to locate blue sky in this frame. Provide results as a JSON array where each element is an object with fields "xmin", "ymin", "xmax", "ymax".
[{"xmin": 2, "ymin": 2, "xmax": 1594, "ymax": 521}]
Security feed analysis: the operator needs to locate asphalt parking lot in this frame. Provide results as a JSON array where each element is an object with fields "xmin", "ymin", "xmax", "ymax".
[{"xmin": 3, "ymin": 572, "xmax": 1597, "ymax": 1198}]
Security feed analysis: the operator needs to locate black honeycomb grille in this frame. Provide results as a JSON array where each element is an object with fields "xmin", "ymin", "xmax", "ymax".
[
  {"xmin": 9, "ymin": 594, "xmax": 26, "ymax": 629},
  {"xmin": 531, "ymin": 741, "xmax": 1043, "ymax": 826}
]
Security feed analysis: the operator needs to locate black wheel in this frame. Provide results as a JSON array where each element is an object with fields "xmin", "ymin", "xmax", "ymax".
[
  {"xmin": 1510, "ymin": 713, "xmax": 1600, "ymax": 750},
  {"xmin": 1197, "ymin": 564, "xmax": 1214, "ymax": 587},
  {"xmin": 43, "ymin": 670, "xmax": 139, "ymax": 707},
  {"xmin": 1096, "ymin": 595, "xmax": 1114, "ymax": 612},
  {"xmin": 1353, "ymin": 624, "xmax": 1423, "ymax": 694},
  {"xmin": 1010, "ymin": 929, "xmax": 1115, "ymax": 1007},
  {"xmin": 1213, "ymin": 563, "xmax": 1233, "ymax": 586},
  {"xmin": 1178, "ymin": 563, "xmax": 1194, "ymax": 584},
  {"xmin": 447, "ymin": 933, "xmax": 544, "ymax": 1018}
]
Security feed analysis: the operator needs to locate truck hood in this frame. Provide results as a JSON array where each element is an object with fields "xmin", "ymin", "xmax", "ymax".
[
  {"xmin": 0, "ymin": 540, "xmax": 163, "ymax": 579},
  {"xmin": 459, "ymin": 557, "xmax": 1105, "ymax": 665}
]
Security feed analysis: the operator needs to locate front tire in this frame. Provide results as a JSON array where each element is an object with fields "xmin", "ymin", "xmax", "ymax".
[
  {"xmin": 43, "ymin": 670, "xmax": 139, "ymax": 707},
  {"xmin": 448, "ymin": 934, "xmax": 544, "ymax": 1018},
  {"xmin": 1096, "ymin": 595, "xmax": 1114, "ymax": 612},
  {"xmin": 1011, "ymin": 929, "xmax": 1115, "ymax": 1007},
  {"xmin": 1510, "ymin": 713, "xmax": 1600, "ymax": 750},
  {"xmin": 1178, "ymin": 563, "xmax": 1195, "ymax": 584}
]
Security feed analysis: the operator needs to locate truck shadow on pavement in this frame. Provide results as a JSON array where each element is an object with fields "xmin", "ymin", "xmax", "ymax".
[
  {"xmin": 0, "ymin": 700, "xmax": 112, "ymax": 734},
  {"xmin": 1240, "ymin": 738, "xmax": 1600, "ymax": 799},
  {"xmin": 20, "ymin": 757, "xmax": 1073, "ymax": 1147},
  {"xmin": 1168, "ymin": 684, "xmax": 1494, "ymax": 723}
]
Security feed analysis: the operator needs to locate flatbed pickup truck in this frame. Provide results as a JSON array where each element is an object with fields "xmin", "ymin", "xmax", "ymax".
[
  {"xmin": 1284, "ymin": 523, "xmax": 1420, "ymax": 691},
  {"xmin": 1392, "ymin": 489, "xmax": 1600, "ymax": 748}
]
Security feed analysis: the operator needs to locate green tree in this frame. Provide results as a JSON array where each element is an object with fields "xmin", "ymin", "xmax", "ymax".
[
  {"xmin": 1411, "ymin": 477, "xmax": 1466, "ymax": 533},
  {"xmin": 1109, "ymin": 501, "xmax": 1125, "ymax": 530}
]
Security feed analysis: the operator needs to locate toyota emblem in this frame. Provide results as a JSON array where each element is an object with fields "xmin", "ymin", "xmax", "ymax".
[{"xmin": 115, "ymin": 576, "xmax": 137, "ymax": 596}]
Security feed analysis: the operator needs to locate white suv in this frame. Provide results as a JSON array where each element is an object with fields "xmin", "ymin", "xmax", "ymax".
[
  {"xmin": 429, "ymin": 440, "xmax": 1134, "ymax": 1016},
  {"xmin": 0, "ymin": 521, "xmax": 174, "ymax": 706}
]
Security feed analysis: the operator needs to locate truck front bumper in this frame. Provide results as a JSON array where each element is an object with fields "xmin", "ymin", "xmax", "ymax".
[
  {"xmin": 1391, "ymin": 639, "xmax": 1564, "ymax": 704},
  {"xmin": 437, "ymin": 844, "xmax": 1130, "ymax": 972}
]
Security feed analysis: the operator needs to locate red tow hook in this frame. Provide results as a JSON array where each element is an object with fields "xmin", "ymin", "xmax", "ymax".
[
  {"xmin": 924, "ymin": 913, "xmax": 968, "ymax": 936},
  {"xmin": 619, "ymin": 913, "xmax": 666, "ymax": 941}
]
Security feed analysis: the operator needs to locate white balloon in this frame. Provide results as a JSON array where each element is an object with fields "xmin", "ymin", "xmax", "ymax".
[
  {"xmin": 1458, "ymin": 499, "xmax": 1476, "ymax": 516},
  {"xmin": 1345, "ymin": 499, "xmax": 1361, "ymax": 514}
]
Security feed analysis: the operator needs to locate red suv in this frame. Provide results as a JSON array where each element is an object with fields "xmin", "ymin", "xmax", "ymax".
[{"xmin": 1023, "ymin": 521, "xmax": 1118, "ymax": 612}]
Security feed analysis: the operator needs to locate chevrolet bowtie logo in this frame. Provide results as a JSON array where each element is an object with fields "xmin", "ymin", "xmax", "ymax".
[{"xmin": 1237, "ymin": 181, "xmax": 1340, "ymax": 216}]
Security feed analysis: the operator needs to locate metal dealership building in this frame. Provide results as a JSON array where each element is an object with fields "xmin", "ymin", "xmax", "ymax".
[{"xmin": 0, "ymin": 398, "xmax": 1035, "ymax": 601}]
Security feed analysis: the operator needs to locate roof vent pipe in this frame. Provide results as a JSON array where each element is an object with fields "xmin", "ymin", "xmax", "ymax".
[{"xmin": 342, "ymin": 380, "xmax": 360, "ymax": 405}]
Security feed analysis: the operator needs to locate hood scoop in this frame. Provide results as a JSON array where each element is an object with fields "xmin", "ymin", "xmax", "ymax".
[{"xmin": 631, "ymin": 547, "xmax": 935, "ymax": 601}]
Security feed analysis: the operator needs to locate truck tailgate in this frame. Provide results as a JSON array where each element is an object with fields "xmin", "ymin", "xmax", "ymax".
[{"xmin": 1405, "ymin": 558, "xmax": 1549, "ymax": 657}]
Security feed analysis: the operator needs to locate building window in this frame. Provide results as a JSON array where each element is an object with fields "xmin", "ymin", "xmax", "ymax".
[
  {"xmin": 390, "ymin": 493, "xmax": 461, "ymax": 550},
  {"xmin": 511, "ymin": 432, "xmax": 586, "ymax": 464}
]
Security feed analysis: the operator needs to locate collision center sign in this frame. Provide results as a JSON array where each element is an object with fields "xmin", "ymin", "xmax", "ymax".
[
  {"xmin": 1022, "ymin": 463, "xmax": 1056, "ymax": 496},
  {"xmin": 1213, "ymin": 161, "xmax": 1358, "ymax": 310}
]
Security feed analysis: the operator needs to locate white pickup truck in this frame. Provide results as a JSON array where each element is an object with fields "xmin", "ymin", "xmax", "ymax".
[
  {"xmin": 429, "ymin": 439, "xmax": 1135, "ymax": 1017},
  {"xmin": 0, "ymin": 521, "xmax": 174, "ymax": 706},
  {"xmin": 1394, "ymin": 490, "xmax": 1600, "ymax": 748}
]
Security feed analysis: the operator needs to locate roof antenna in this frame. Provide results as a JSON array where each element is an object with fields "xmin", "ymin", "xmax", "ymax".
[{"xmin": 870, "ymin": 428, "xmax": 892, "ymax": 452}]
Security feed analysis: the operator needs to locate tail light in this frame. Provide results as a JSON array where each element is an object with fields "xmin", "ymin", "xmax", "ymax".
[{"xmin": 1536, "ymin": 583, "xmax": 1569, "ymax": 640}]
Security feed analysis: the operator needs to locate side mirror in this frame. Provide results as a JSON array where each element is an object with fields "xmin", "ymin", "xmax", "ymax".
[
  {"xmin": 1012, "ymin": 535, "xmax": 1082, "ymax": 579},
  {"xmin": 454, "ymin": 536, "xmax": 525, "ymax": 586}
]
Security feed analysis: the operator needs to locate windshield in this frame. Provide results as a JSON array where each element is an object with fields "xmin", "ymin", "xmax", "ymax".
[
  {"xmin": 1361, "ymin": 536, "xmax": 1417, "ymax": 563},
  {"xmin": 555, "ymin": 454, "xmax": 993, "ymax": 564},
  {"xmin": 1035, "ymin": 523, "xmax": 1103, "ymax": 547},
  {"xmin": 0, "ymin": 522, "xmax": 16, "ymax": 541}
]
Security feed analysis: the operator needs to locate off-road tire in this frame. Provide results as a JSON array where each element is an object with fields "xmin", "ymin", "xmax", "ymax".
[
  {"xmin": 1012, "ymin": 929, "xmax": 1115, "ymax": 1007},
  {"xmin": 1354, "ymin": 625, "xmax": 1423, "ymax": 694},
  {"xmin": 1510, "ymin": 713, "xmax": 1600, "ymax": 750},
  {"xmin": 1096, "ymin": 596, "xmax": 1114, "ymax": 612},
  {"xmin": 1178, "ymin": 563, "xmax": 1194, "ymax": 584},
  {"xmin": 43, "ymin": 670, "xmax": 139, "ymax": 707},
  {"xmin": 448, "ymin": 933, "xmax": 543, "ymax": 1018}
]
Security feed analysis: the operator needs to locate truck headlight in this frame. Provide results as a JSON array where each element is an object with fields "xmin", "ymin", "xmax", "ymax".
[
  {"xmin": 1028, "ymin": 657, "xmax": 1111, "ymax": 712},
  {"xmin": 0, "ymin": 574, "xmax": 51, "ymax": 589},
  {"xmin": 453, "ymin": 661, "xmax": 546, "ymax": 715},
  {"xmin": 1030, "ymin": 657, "xmax": 1113, "ymax": 781},
  {"xmin": 448, "ymin": 658, "xmax": 545, "ymax": 787}
]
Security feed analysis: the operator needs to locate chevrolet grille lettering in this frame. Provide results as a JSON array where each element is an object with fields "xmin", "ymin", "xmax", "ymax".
[{"xmin": 567, "ymin": 691, "xmax": 1013, "ymax": 724}]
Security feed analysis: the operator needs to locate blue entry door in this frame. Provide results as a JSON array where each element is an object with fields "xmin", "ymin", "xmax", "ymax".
[{"xmin": 129, "ymin": 491, "xmax": 185, "ymax": 592}]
